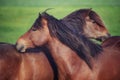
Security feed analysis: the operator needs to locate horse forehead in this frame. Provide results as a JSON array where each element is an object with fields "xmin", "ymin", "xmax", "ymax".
[{"xmin": 42, "ymin": 18, "xmax": 48, "ymax": 24}]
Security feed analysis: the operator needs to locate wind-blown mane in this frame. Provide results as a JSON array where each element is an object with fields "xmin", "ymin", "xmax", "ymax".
[
  {"xmin": 39, "ymin": 12, "xmax": 103, "ymax": 68},
  {"xmin": 61, "ymin": 8, "xmax": 106, "ymax": 34}
]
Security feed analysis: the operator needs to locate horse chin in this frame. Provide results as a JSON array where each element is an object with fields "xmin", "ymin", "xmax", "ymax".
[
  {"xmin": 96, "ymin": 36, "xmax": 110, "ymax": 42},
  {"xmin": 95, "ymin": 38, "xmax": 103, "ymax": 42}
]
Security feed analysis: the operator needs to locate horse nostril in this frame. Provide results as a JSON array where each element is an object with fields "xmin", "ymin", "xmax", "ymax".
[
  {"xmin": 107, "ymin": 33, "xmax": 111, "ymax": 37},
  {"xmin": 15, "ymin": 43, "xmax": 26, "ymax": 52},
  {"xmin": 19, "ymin": 46, "xmax": 24, "ymax": 52}
]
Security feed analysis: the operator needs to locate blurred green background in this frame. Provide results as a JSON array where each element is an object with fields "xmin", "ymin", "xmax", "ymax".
[{"xmin": 0, "ymin": 0, "xmax": 120, "ymax": 44}]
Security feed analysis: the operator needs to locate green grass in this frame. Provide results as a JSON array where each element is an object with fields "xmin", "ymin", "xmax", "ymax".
[{"xmin": 0, "ymin": 0, "xmax": 120, "ymax": 44}]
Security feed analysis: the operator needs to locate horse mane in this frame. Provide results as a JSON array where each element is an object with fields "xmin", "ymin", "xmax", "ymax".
[
  {"xmin": 88, "ymin": 9, "xmax": 106, "ymax": 28},
  {"xmin": 61, "ymin": 8, "xmax": 106, "ymax": 32},
  {"xmin": 40, "ymin": 12, "xmax": 103, "ymax": 68},
  {"xmin": 61, "ymin": 9, "xmax": 87, "ymax": 34}
]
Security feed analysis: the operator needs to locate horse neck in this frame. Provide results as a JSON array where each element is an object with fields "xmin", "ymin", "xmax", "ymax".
[{"xmin": 46, "ymin": 38, "xmax": 92, "ymax": 79}]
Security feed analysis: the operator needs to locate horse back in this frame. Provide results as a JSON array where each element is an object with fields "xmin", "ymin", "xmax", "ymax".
[
  {"xmin": 102, "ymin": 36, "xmax": 120, "ymax": 50},
  {"xmin": 0, "ymin": 43, "xmax": 21, "ymax": 80}
]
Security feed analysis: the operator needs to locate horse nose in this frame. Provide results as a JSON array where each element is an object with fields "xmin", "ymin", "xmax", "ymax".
[
  {"xmin": 96, "ymin": 33, "xmax": 111, "ymax": 42},
  {"xmin": 102, "ymin": 33, "xmax": 111, "ymax": 41},
  {"xmin": 15, "ymin": 42, "xmax": 26, "ymax": 52}
]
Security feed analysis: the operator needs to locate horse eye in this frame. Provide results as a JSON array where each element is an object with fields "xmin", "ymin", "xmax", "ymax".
[{"xmin": 32, "ymin": 28, "xmax": 37, "ymax": 31}]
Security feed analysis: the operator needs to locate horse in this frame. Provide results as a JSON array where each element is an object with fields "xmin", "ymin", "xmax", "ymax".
[
  {"xmin": 0, "ymin": 8, "xmax": 110, "ymax": 80},
  {"xmin": 16, "ymin": 12, "xmax": 120, "ymax": 80},
  {"xmin": 0, "ymin": 43, "xmax": 57, "ymax": 80},
  {"xmin": 102, "ymin": 36, "xmax": 120, "ymax": 49},
  {"xmin": 61, "ymin": 8, "xmax": 110, "ymax": 41}
]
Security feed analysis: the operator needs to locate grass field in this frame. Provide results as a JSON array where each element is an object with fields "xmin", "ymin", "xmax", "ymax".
[{"xmin": 0, "ymin": 0, "xmax": 120, "ymax": 44}]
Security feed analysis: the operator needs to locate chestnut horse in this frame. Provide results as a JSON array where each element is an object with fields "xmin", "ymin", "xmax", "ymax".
[
  {"xmin": 0, "ymin": 9, "xmax": 110, "ymax": 80},
  {"xmin": 16, "ymin": 12, "xmax": 120, "ymax": 80},
  {"xmin": 0, "ymin": 42, "xmax": 58, "ymax": 80},
  {"xmin": 61, "ymin": 8, "xmax": 110, "ymax": 41},
  {"xmin": 102, "ymin": 36, "xmax": 120, "ymax": 49}
]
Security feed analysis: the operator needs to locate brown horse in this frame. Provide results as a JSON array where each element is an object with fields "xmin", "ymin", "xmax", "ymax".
[
  {"xmin": 61, "ymin": 8, "xmax": 110, "ymax": 41},
  {"xmin": 16, "ymin": 12, "xmax": 120, "ymax": 80},
  {"xmin": 0, "ymin": 43, "xmax": 57, "ymax": 80},
  {"xmin": 102, "ymin": 36, "xmax": 120, "ymax": 49},
  {"xmin": 0, "ymin": 8, "xmax": 110, "ymax": 80}
]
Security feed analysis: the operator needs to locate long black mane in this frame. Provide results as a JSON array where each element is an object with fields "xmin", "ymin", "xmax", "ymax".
[{"xmin": 39, "ymin": 12, "xmax": 102, "ymax": 68}]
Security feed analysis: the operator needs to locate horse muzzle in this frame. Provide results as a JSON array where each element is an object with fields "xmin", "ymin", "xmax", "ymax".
[
  {"xmin": 96, "ymin": 33, "xmax": 111, "ymax": 42},
  {"xmin": 16, "ymin": 43, "xmax": 26, "ymax": 52}
]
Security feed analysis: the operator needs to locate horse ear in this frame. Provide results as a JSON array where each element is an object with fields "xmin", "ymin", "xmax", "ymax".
[
  {"xmin": 39, "ymin": 13, "xmax": 43, "ymax": 20},
  {"xmin": 86, "ymin": 8, "xmax": 92, "ymax": 16},
  {"xmin": 39, "ymin": 13, "xmax": 41, "ymax": 16}
]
